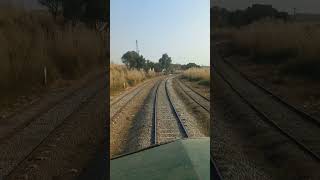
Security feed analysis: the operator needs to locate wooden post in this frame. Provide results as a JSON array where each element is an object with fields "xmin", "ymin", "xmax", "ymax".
[{"xmin": 44, "ymin": 66, "xmax": 47, "ymax": 86}]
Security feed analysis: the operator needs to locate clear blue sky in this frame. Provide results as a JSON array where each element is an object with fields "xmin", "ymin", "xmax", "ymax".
[{"xmin": 111, "ymin": 0, "xmax": 210, "ymax": 66}]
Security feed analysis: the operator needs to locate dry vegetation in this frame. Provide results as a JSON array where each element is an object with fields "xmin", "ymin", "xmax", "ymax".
[
  {"xmin": 219, "ymin": 20, "xmax": 320, "ymax": 79},
  {"xmin": 182, "ymin": 68, "xmax": 210, "ymax": 86},
  {"xmin": 0, "ymin": 6, "xmax": 107, "ymax": 104},
  {"xmin": 110, "ymin": 64, "xmax": 155, "ymax": 93}
]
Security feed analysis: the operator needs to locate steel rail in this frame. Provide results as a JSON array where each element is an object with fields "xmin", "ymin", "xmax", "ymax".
[
  {"xmin": 3, "ymin": 84, "xmax": 107, "ymax": 179},
  {"xmin": 221, "ymin": 57, "xmax": 320, "ymax": 128},
  {"xmin": 165, "ymin": 78, "xmax": 189, "ymax": 138},
  {"xmin": 151, "ymin": 80, "xmax": 162, "ymax": 145},
  {"xmin": 178, "ymin": 79, "xmax": 210, "ymax": 101},
  {"xmin": 176, "ymin": 78, "xmax": 209, "ymax": 113},
  {"xmin": 213, "ymin": 65, "xmax": 320, "ymax": 162},
  {"xmin": 111, "ymin": 80, "xmax": 153, "ymax": 120},
  {"xmin": 110, "ymin": 80, "xmax": 150, "ymax": 106}
]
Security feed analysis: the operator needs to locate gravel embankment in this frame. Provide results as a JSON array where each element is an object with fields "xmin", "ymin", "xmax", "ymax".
[
  {"xmin": 167, "ymin": 77, "xmax": 205, "ymax": 137},
  {"xmin": 179, "ymin": 78, "xmax": 210, "ymax": 100},
  {"xmin": 1, "ymin": 75, "xmax": 107, "ymax": 180},
  {"xmin": 173, "ymin": 78, "xmax": 210, "ymax": 136},
  {"xmin": 212, "ymin": 55, "xmax": 320, "ymax": 179},
  {"xmin": 110, "ymin": 78, "xmax": 158, "ymax": 157},
  {"xmin": 110, "ymin": 80, "xmax": 151, "ymax": 119},
  {"xmin": 0, "ymin": 76, "xmax": 106, "ymax": 179},
  {"xmin": 216, "ymin": 56, "xmax": 320, "ymax": 157},
  {"xmin": 123, "ymin": 78, "xmax": 163, "ymax": 153}
]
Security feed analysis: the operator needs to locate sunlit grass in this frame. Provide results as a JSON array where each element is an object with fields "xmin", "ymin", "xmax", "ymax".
[
  {"xmin": 182, "ymin": 67, "xmax": 210, "ymax": 86},
  {"xmin": 216, "ymin": 20, "xmax": 320, "ymax": 78}
]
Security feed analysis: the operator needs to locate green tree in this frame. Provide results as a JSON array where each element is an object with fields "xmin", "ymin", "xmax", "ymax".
[
  {"xmin": 121, "ymin": 51, "xmax": 146, "ymax": 70},
  {"xmin": 182, "ymin": 63, "xmax": 200, "ymax": 70},
  {"xmin": 144, "ymin": 60, "xmax": 156, "ymax": 71},
  {"xmin": 158, "ymin": 54, "xmax": 172, "ymax": 71},
  {"xmin": 154, "ymin": 63, "xmax": 162, "ymax": 72}
]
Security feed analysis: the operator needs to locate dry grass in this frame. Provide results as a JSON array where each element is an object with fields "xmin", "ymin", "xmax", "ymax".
[
  {"xmin": 182, "ymin": 68, "xmax": 210, "ymax": 86},
  {"xmin": 219, "ymin": 20, "xmax": 320, "ymax": 78},
  {"xmin": 0, "ymin": 6, "xmax": 107, "ymax": 100},
  {"xmin": 110, "ymin": 64, "xmax": 156, "ymax": 93}
]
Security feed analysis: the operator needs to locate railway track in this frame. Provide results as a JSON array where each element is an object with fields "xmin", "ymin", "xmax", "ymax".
[
  {"xmin": 222, "ymin": 58, "xmax": 320, "ymax": 127},
  {"xmin": 175, "ymin": 78, "xmax": 222, "ymax": 179},
  {"xmin": 176, "ymin": 78, "xmax": 210, "ymax": 113},
  {"xmin": 110, "ymin": 80, "xmax": 152, "ymax": 119},
  {"xmin": 0, "ymin": 77, "xmax": 107, "ymax": 179},
  {"xmin": 152, "ymin": 77, "xmax": 189, "ymax": 144},
  {"xmin": 213, "ymin": 58, "xmax": 320, "ymax": 163},
  {"xmin": 110, "ymin": 79, "xmax": 151, "ymax": 106}
]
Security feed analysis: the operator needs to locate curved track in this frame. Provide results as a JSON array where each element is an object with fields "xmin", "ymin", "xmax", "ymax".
[
  {"xmin": 176, "ymin": 78, "xmax": 210, "ymax": 113},
  {"xmin": 213, "ymin": 60, "xmax": 320, "ymax": 163},
  {"xmin": 152, "ymin": 77, "xmax": 188, "ymax": 144},
  {"xmin": 110, "ymin": 81, "xmax": 152, "ymax": 120}
]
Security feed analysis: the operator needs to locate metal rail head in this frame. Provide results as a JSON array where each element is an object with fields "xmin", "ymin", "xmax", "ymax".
[
  {"xmin": 152, "ymin": 80, "xmax": 161, "ymax": 145},
  {"xmin": 221, "ymin": 57, "xmax": 320, "ymax": 128},
  {"xmin": 165, "ymin": 78, "xmax": 189, "ymax": 138},
  {"xmin": 177, "ymin": 78, "xmax": 210, "ymax": 102},
  {"xmin": 176, "ymin": 79, "xmax": 209, "ymax": 113},
  {"xmin": 215, "ymin": 67, "xmax": 320, "ymax": 163}
]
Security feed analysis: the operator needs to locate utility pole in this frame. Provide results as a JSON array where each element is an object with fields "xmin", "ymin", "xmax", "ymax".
[{"xmin": 136, "ymin": 40, "xmax": 140, "ymax": 55}]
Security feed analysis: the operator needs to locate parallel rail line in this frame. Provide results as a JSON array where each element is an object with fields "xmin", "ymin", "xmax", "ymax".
[
  {"xmin": 165, "ymin": 78, "xmax": 189, "ymax": 139},
  {"xmin": 222, "ymin": 58, "xmax": 320, "ymax": 128},
  {"xmin": 176, "ymin": 78, "xmax": 210, "ymax": 113},
  {"xmin": 3, "ymin": 83, "xmax": 107, "ymax": 179},
  {"xmin": 111, "ymin": 81, "xmax": 152, "ymax": 120},
  {"xmin": 178, "ymin": 79, "xmax": 210, "ymax": 101},
  {"xmin": 213, "ymin": 63, "xmax": 320, "ymax": 162},
  {"xmin": 110, "ymin": 80, "xmax": 150, "ymax": 106},
  {"xmin": 0, "ymin": 74, "xmax": 106, "ymax": 145}
]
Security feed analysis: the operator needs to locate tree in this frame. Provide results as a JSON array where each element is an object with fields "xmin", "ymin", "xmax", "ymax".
[
  {"xmin": 158, "ymin": 54, "xmax": 172, "ymax": 71},
  {"xmin": 144, "ymin": 60, "xmax": 156, "ymax": 72},
  {"xmin": 182, "ymin": 63, "xmax": 200, "ymax": 70},
  {"xmin": 38, "ymin": 0, "xmax": 62, "ymax": 20},
  {"xmin": 121, "ymin": 51, "xmax": 146, "ymax": 70},
  {"xmin": 153, "ymin": 63, "xmax": 162, "ymax": 72},
  {"xmin": 62, "ymin": 0, "xmax": 85, "ymax": 26}
]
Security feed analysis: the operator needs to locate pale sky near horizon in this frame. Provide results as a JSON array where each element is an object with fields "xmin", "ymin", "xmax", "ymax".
[{"xmin": 111, "ymin": 0, "xmax": 210, "ymax": 66}]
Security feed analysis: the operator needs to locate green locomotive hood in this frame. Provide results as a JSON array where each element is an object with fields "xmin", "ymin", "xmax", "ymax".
[{"xmin": 111, "ymin": 138, "xmax": 209, "ymax": 180}]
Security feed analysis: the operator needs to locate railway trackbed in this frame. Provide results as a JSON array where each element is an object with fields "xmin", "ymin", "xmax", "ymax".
[
  {"xmin": 152, "ymin": 77, "xmax": 189, "ymax": 144},
  {"xmin": 110, "ymin": 79, "xmax": 153, "ymax": 120},
  {"xmin": 0, "ymin": 75, "xmax": 107, "ymax": 179},
  {"xmin": 214, "ymin": 57, "xmax": 320, "ymax": 162},
  {"xmin": 176, "ymin": 78, "xmax": 210, "ymax": 113},
  {"xmin": 212, "ymin": 51, "xmax": 320, "ymax": 178}
]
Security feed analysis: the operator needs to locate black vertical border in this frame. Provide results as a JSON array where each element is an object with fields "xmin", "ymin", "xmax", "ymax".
[{"xmin": 105, "ymin": 0, "xmax": 110, "ymax": 179}]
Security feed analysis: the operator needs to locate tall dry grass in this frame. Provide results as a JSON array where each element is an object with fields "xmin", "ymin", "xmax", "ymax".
[
  {"xmin": 0, "ymin": 6, "xmax": 107, "ymax": 98},
  {"xmin": 110, "ymin": 64, "xmax": 155, "ymax": 93},
  {"xmin": 182, "ymin": 68, "xmax": 210, "ymax": 86},
  {"xmin": 221, "ymin": 20, "xmax": 320, "ymax": 78}
]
